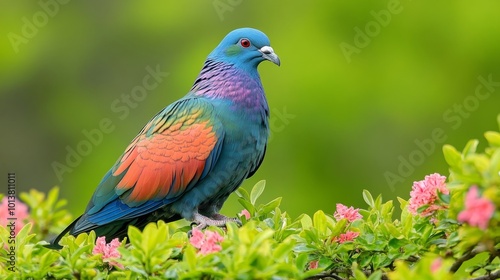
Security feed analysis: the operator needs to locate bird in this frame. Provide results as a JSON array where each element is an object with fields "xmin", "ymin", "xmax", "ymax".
[{"xmin": 48, "ymin": 27, "xmax": 280, "ymax": 249}]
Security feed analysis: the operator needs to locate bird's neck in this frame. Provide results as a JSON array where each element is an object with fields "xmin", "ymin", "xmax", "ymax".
[{"xmin": 189, "ymin": 60, "xmax": 269, "ymax": 115}]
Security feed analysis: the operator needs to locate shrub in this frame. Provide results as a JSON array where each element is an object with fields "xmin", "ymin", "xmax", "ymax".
[{"xmin": 1, "ymin": 116, "xmax": 500, "ymax": 279}]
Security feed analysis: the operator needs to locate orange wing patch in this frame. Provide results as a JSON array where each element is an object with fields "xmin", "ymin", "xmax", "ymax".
[{"xmin": 113, "ymin": 119, "xmax": 217, "ymax": 204}]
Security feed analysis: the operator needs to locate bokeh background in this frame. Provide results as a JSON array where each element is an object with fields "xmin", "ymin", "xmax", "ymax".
[{"xmin": 1, "ymin": 1, "xmax": 499, "ymax": 219}]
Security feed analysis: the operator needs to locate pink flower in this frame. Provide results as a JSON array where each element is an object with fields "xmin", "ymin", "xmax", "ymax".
[
  {"xmin": 189, "ymin": 228, "xmax": 224, "ymax": 255},
  {"xmin": 457, "ymin": 186, "xmax": 495, "ymax": 230},
  {"xmin": 189, "ymin": 227, "xmax": 205, "ymax": 248},
  {"xmin": 337, "ymin": 231, "xmax": 360, "ymax": 243},
  {"xmin": 408, "ymin": 173, "xmax": 449, "ymax": 216},
  {"xmin": 332, "ymin": 231, "xmax": 360, "ymax": 244},
  {"xmin": 308, "ymin": 260, "xmax": 319, "ymax": 270},
  {"xmin": 334, "ymin": 203, "xmax": 362, "ymax": 222},
  {"xmin": 93, "ymin": 236, "xmax": 123, "ymax": 269},
  {"xmin": 240, "ymin": 209, "xmax": 251, "ymax": 220},
  {"xmin": 431, "ymin": 258, "xmax": 442, "ymax": 273},
  {"xmin": 0, "ymin": 197, "xmax": 31, "ymax": 235}
]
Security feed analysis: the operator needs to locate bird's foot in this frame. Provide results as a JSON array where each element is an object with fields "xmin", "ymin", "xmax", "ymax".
[
  {"xmin": 191, "ymin": 213, "xmax": 241, "ymax": 230},
  {"xmin": 211, "ymin": 213, "xmax": 242, "ymax": 225}
]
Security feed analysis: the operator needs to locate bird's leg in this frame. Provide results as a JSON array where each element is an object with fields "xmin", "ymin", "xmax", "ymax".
[
  {"xmin": 210, "ymin": 213, "xmax": 242, "ymax": 226},
  {"xmin": 192, "ymin": 213, "xmax": 226, "ymax": 230},
  {"xmin": 192, "ymin": 212, "xmax": 241, "ymax": 230}
]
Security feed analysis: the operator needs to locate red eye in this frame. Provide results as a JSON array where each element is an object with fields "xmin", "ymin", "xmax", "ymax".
[{"xmin": 240, "ymin": 38, "xmax": 251, "ymax": 48}]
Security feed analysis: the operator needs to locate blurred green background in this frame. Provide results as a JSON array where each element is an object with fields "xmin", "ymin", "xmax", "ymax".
[{"xmin": 1, "ymin": 1, "xmax": 499, "ymax": 219}]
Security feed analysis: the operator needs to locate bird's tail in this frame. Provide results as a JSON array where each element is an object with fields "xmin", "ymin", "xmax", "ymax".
[
  {"xmin": 44, "ymin": 215, "xmax": 82, "ymax": 249},
  {"xmin": 44, "ymin": 213, "xmax": 183, "ymax": 250}
]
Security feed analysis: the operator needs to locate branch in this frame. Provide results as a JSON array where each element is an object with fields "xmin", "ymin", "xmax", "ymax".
[
  {"xmin": 305, "ymin": 269, "xmax": 389, "ymax": 280},
  {"xmin": 470, "ymin": 270, "xmax": 500, "ymax": 280},
  {"xmin": 407, "ymin": 255, "xmax": 420, "ymax": 263},
  {"xmin": 450, "ymin": 245, "xmax": 486, "ymax": 273},
  {"xmin": 488, "ymin": 249, "xmax": 500, "ymax": 263},
  {"xmin": 306, "ymin": 272, "xmax": 344, "ymax": 280}
]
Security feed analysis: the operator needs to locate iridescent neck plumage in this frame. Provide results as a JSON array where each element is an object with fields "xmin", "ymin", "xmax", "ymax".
[{"xmin": 190, "ymin": 60, "xmax": 268, "ymax": 114}]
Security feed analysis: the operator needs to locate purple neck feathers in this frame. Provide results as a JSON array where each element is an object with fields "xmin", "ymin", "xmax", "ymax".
[{"xmin": 190, "ymin": 60, "xmax": 269, "ymax": 115}]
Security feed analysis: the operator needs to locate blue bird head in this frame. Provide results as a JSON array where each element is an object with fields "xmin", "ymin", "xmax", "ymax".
[{"xmin": 208, "ymin": 28, "xmax": 280, "ymax": 72}]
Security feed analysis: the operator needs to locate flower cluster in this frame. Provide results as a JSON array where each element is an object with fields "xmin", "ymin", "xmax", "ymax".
[
  {"xmin": 189, "ymin": 228, "xmax": 224, "ymax": 255},
  {"xmin": 457, "ymin": 186, "xmax": 495, "ymax": 230},
  {"xmin": 308, "ymin": 260, "xmax": 319, "ymax": 270},
  {"xmin": 333, "ymin": 231, "xmax": 360, "ymax": 244},
  {"xmin": 331, "ymin": 203, "xmax": 362, "ymax": 244},
  {"xmin": 92, "ymin": 236, "xmax": 123, "ymax": 269},
  {"xmin": 408, "ymin": 173, "xmax": 449, "ymax": 216},
  {"xmin": 333, "ymin": 203, "xmax": 362, "ymax": 222},
  {"xmin": 0, "ymin": 197, "xmax": 31, "ymax": 235}
]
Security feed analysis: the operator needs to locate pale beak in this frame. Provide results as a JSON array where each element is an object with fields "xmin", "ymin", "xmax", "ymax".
[{"xmin": 259, "ymin": 46, "xmax": 280, "ymax": 66}]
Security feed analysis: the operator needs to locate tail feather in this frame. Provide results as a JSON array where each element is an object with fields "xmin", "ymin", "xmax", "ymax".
[
  {"xmin": 44, "ymin": 212, "xmax": 182, "ymax": 249},
  {"xmin": 44, "ymin": 215, "xmax": 83, "ymax": 249}
]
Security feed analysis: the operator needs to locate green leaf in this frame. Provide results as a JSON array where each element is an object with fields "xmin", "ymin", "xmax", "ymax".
[
  {"xmin": 374, "ymin": 194, "xmax": 383, "ymax": 210},
  {"xmin": 273, "ymin": 239, "xmax": 295, "ymax": 260},
  {"xmin": 272, "ymin": 207, "xmax": 282, "ymax": 230},
  {"xmin": 15, "ymin": 222, "xmax": 33, "ymax": 243},
  {"xmin": 46, "ymin": 187, "xmax": 59, "ymax": 206},
  {"xmin": 184, "ymin": 245, "xmax": 197, "ymax": 271},
  {"xmin": 330, "ymin": 218, "xmax": 347, "ymax": 237},
  {"xmin": 488, "ymin": 149, "xmax": 500, "ymax": 182},
  {"xmin": 462, "ymin": 139, "xmax": 479, "ymax": 156},
  {"xmin": 259, "ymin": 197, "xmax": 282, "ymax": 215},
  {"xmin": 384, "ymin": 223, "xmax": 403, "ymax": 239},
  {"xmin": 70, "ymin": 244, "xmax": 93, "ymax": 266},
  {"xmin": 250, "ymin": 180, "xmax": 266, "ymax": 205},
  {"xmin": 417, "ymin": 204, "xmax": 430, "ymax": 214},
  {"xmin": 388, "ymin": 238, "xmax": 406, "ymax": 251},
  {"xmin": 295, "ymin": 253, "xmax": 309, "ymax": 270},
  {"xmin": 437, "ymin": 192, "xmax": 450, "ymax": 204},
  {"xmin": 470, "ymin": 154, "xmax": 490, "ymax": 173},
  {"xmin": 238, "ymin": 198, "xmax": 255, "ymax": 214},
  {"xmin": 368, "ymin": 270, "xmax": 383, "ymax": 280},
  {"xmin": 372, "ymin": 253, "xmax": 390, "ymax": 269},
  {"xmin": 312, "ymin": 210, "xmax": 327, "ymax": 236},
  {"xmin": 357, "ymin": 251, "xmax": 373, "ymax": 267},
  {"xmin": 38, "ymin": 250, "xmax": 61, "ymax": 274},
  {"xmin": 235, "ymin": 187, "xmax": 250, "ymax": 201},
  {"xmin": 127, "ymin": 225, "xmax": 143, "ymax": 249},
  {"xmin": 294, "ymin": 243, "xmax": 316, "ymax": 253},
  {"xmin": 300, "ymin": 214, "xmax": 313, "ymax": 229},
  {"xmin": 443, "ymin": 144, "xmax": 462, "ymax": 167},
  {"xmin": 363, "ymin": 189, "xmax": 375, "ymax": 208},
  {"xmin": 485, "ymin": 131, "xmax": 500, "ymax": 147},
  {"xmin": 253, "ymin": 229, "xmax": 274, "ymax": 247},
  {"xmin": 381, "ymin": 200, "xmax": 393, "ymax": 219},
  {"xmin": 352, "ymin": 262, "xmax": 368, "ymax": 280},
  {"xmin": 397, "ymin": 197, "xmax": 408, "ymax": 210}
]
